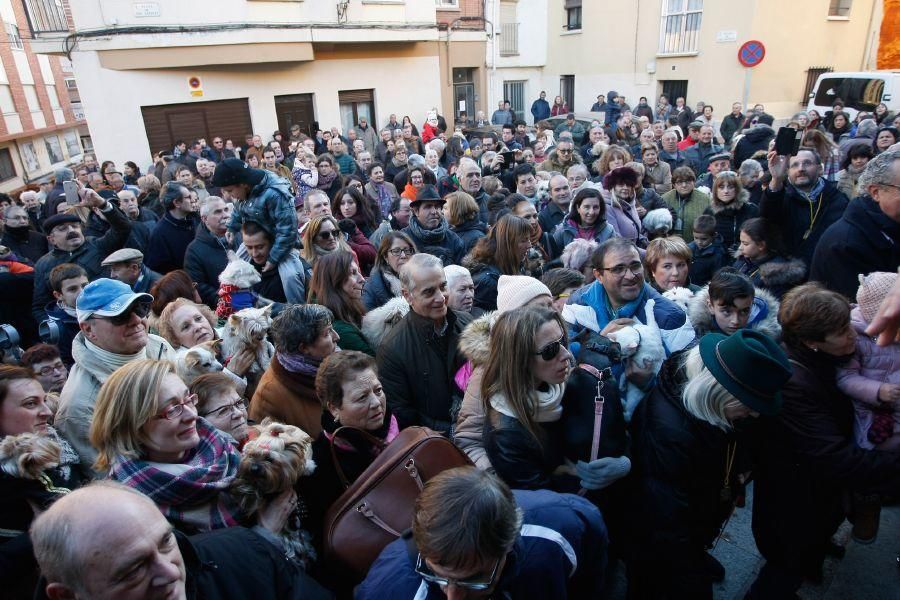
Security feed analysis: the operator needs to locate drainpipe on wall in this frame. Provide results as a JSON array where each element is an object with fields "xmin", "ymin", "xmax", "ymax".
[{"xmin": 445, "ymin": 15, "xmax": 494, "ymax": 107}]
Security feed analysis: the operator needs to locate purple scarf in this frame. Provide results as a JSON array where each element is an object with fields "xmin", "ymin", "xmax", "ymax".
[
  {"xmin": 109, "ymin": 419, "xmax": 242, "ymax": 531},
  {"xmin": 317, "ymin": 169, "xmax": 337, "ymax": 191},
  {"xmin": 276, "ymin": 350, "xmax": 324, "ymax": 376}
]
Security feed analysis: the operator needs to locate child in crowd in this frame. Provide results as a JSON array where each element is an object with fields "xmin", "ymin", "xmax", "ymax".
[
  {"xmin": 733, "ymin": 218, "xmax": 806, "ymax": 299},
  {"xmin": 837, "ymin": 271, "xmax": 900, "ymax": 451},
  {"xmin": 687, "ymin": 214, "xmax": 728, "ymax": 287},
  {"xmin": 686, "ymin": 267, "xmax": 780, "ymax": 340},
  {"xmin": 291, "ymin": 149, "xmax": 318, "ymax": 206},
  {"xmin": 44, "ymin": 263, "xmax": 89, "ymax": 366}
]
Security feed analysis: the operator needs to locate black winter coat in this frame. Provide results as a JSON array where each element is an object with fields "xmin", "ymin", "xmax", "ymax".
[
  {"xmin": 720, "ymin": 112, "xmax": 745, "ymax": 146},
  {"xmin": 538, "ymin": 202, "xmax": 567, "ymax": 237},
  {"xmin": 625, "ymin": 355, "xmax": 746, "ymax": 597},
  {"xmin": 733, "ymin": 125, "xmax": 775, "ymax": 168},
  {"xmin": 810, "ymin": 195, "xmax": 900, "ymax": 299},
  {"xmin": 759, "ymin": 179, "xmax": 848, "ymax": 267},
  {"xmin": 400, "ymin": 222, "xmax": 466, "ymax": 267},
  {"xmin": 733, "ymin": 254, "xmax": 807, "ymax": 300},
  {"xmin": 377, "ymin": 309, "xmax": 472, "ymax": 433},
  {"xmin": 704, "ymin": 194, "xmax": 760, "ymax": 251},
  {"xmin": 465, "ymin": 259, "xmax": 503, "ymax": 312},
  {"xmin": 144, "ymin": 212, "xmax": 199, "ymax": 274},
  {"xmin": 184, "ymin": 224, "xmax": 233, "ymax": 308},
  {"xmin": 31, "ymin": 204, "xmax": 131, "ymax": 323},
  {"xmin": 0, "ymin": 227, "xmax": 47, "ymax": 265},
  {"xmin": 361, "ymin": 265, "xmax": 400, "ymax": 311},
  {"xmin": 452, "ymin": 219, "xmax": 487, "ymax": 253},
  {"xmin": 688, "ymin": 237, "xmax": 730, "ymax": 287},
  {"xmin": 752, "ymin": 345, "xmax": 900, "ymax": 578}
]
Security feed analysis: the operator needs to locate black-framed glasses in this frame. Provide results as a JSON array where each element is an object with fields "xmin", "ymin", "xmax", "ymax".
[
  {"xmin": 200, "ymin": 398, "xmax": 248, "ymax": 419},
  {"xmin": 155, "ymin": 393, "xmax": 198, "ymax": 421},
  {"xmin": 36, "ymin": 361, "xmax": 66, "ymax": 376},
  {"xmin": 599, "ymin": 261, "xmax": 644, "ymax": 278},
  {"xmin": 317, "ymin": 230, "xmax": 340, "ymax": 241},
  {"xmin": 414, "ymin": 554, "xmax": 501, "ymax": 591},
  {"xmin": 388, "ymin": 247, "xmax": 415, "ymax": 257},
  {"xmin": 534, "ymin": 336, "xmax": 567, "ymax": 361},
  {"xmin": 101, "ymin": 301, "xmax": 152, "ymax": 326}
]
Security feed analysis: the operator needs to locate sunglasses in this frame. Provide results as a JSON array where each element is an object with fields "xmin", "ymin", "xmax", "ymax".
[
  {"xmin": 100, "ymin": 300, "xmax": 152, "ymax": 326},
  {"xmin": 317, "ymin": 230, "xmax": 341, "ymax": 241},
  {"xmin": 534, "ymin": 336, "xmax": 567, "ymax": 361},
  {"xmin": 414, "ymin": 555, "xmax": 501, "ymax": 591}
]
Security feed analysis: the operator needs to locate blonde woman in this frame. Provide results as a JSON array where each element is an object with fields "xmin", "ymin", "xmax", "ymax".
[
  {"xmin": 90, "ymin": 359, "xmax": 294, "ymax": 534},
  {"xmin": 301, "ymin": 214, "xmax": 375, "ymax": 273},
  {"xmin": 702, "ymin": 170, "xmax": 759, "ymax": 251},
  {"xmin": 443, "ymin": 190, "xmax": 486, "ymax": 252}
]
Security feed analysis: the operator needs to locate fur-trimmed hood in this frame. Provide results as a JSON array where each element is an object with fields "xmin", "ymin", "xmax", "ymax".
[
  {"xmin": 733, "ymin": 249, "xmax": 808, "ymax": 288},
  {"xmin": 687, "ymin": 284, "xmax": 782, "ymax": 340},
  {"xmin": 458, "ymin": 311, "xmax": 494, "ymax": 366},
  {"xmin": 361, "ymin": 296, "xmax": 410, "ymax": 349},
  {"xmin": 708, "ymin": 188, "xmax": 750, "ymax": 214}
]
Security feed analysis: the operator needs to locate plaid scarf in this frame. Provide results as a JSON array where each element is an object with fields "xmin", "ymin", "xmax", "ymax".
[{"xmin": 110, "ymin": 419, "xmax": 243, "ymax": 531}]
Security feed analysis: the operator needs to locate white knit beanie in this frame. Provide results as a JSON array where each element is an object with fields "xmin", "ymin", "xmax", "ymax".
[
  {"xmin": 857, "ymin": 271, "xmax": 898, "ymax": 324},
  {"xmin": 496, "ymin": 275, "xmax": 552, "ymax": 315}
]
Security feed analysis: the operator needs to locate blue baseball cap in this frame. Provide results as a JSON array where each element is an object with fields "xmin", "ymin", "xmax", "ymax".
[{"xmin": 76, "ymin": 278, "xmax": 152, "ymax": 324}]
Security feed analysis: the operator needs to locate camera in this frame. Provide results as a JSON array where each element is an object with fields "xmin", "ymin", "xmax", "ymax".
[{"xmin": 38, "ymin": 320, "xmax": 61, "ymax": 345}]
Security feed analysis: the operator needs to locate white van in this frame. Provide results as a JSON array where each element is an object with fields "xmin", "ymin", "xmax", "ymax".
[{"xmin": 806, "ymin": 71, "xmax": 900, "ymax": 120}]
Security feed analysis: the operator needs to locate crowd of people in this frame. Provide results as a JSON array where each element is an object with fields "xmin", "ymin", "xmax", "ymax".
[{"xmin": 0, "ymin": 92, "xmax": 899, "ymax": 599}]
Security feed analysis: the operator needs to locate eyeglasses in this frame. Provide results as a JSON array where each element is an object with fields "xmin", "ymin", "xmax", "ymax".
[
  {"xmin": 558, "ymin": 148, "xmax": 573, "ymax": 155},
  {"xmin": 599, "ymin": 261, "xmax": 644, "ymax": 278},
  {"xmin": 200, "ymin": 398, "xmax": 248, "ymax": 419},
  {"xmin": 388, "ymin": 247, "xmax": 415, "ymax": 257},
  {"xmin": 878, "ymin": 183, "xmax": 900, "ymax": 192},
  {"xmin": 99, "ymin": 301, "xmax": 152, "ymax": 326},
  {"xmin": 155, "ymin": 393, "xmax": 198, "ymax": 421},
  {"xmin": 534, "ymin": 336, "xmax": 567, "ymax": 361},
  {"xmin": 414, "ymin": 555, "xmax": 501, "ymax": 591},
  {"xmin": 36, "ymin": 362, "xmax": 66, "ymax": 376},
  {"xmin": 317, "ymin": 230, "xmax": 341, "ymax": 241}
]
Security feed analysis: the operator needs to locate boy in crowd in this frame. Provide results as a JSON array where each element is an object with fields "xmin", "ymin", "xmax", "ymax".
[
  {"xmin": 687, "ymin": 214, "xmax": 728, "ymax": 287},
  {"xmin": 43, "ymin": 263, "xmax": 88, "ymax": 366}
]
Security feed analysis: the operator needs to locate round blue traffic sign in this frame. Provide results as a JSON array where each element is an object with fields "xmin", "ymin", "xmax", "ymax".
[{"xmin": 738, "ymin": 40, "xmax": 765, "ymax": 68}]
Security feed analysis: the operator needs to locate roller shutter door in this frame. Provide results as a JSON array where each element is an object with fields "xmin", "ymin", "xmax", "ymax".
[{"xmin": 141, "ymin": 98, "xmax": 252, "ymax": 155}]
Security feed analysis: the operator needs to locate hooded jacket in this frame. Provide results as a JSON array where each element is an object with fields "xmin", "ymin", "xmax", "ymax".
[
  {"xmin": 810, "ymin": 195, "xmax": 900, "ymax": 299},
  {"xmin": 376, "ymin": 308, "xmax": 472, "ymax": 433},
  {"xmin": 733, "ymin": 252, "xmax": 807, "ymax": 300},
  {"xmin": 31, "ymin": 204, "xmax": 132, "ymax": 323},
  {"xmin": 686, "ymin": 285, "xmax": 781, "ymax": 340},
  {"xmin": 703, "ymin": 189, "xmax": 760, "ymax": 251},
  {"xmin": 226, "ymin": 171, "xmax": 298, "ymax": 266},
  {"xmin": 54, "ymin": 332, "xmax": 174, "ymax": 476},
  {"xmin": 733, "ymin": 124, "xmax": 775, "ymax": 168},
  {"xmin": 453, "ymin": 312, "xmax": 494, "ymax": 468}
]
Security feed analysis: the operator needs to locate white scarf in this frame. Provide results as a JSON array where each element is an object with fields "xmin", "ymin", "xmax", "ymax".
[{"xmin": 490, "ymin": 383, "xmax": 566, "ymax": 423}]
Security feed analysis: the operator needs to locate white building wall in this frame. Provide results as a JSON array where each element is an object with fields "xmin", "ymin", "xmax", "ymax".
[{"xmin": 72, "ymin": 50, "xmax": 442, "ymax": 166}]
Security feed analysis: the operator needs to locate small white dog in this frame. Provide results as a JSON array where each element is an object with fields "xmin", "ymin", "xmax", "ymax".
[
  {"xmin": 217, "ymin": 251, "xmax": 262, "ymax": 318},
  {"xmin": 177, "ymin": 340, "xmax": 224, "ymax": 386},
  {"xmin": 606, "ymin": 299, "xmax": 666, "ymax": 422},
  {"xmin": 662, "ymin": 286, "xmax": 695, "ymax": 312}
]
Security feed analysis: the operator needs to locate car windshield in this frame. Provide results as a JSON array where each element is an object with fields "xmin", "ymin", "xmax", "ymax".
[{"xmin": 814, "ymin": 77, "xmax": 885, "ymax": 113}]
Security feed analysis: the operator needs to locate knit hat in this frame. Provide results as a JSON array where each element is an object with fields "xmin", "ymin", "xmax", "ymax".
[
  {"xmin": 699, "ymin": 330, "xmax": 792, "ymax": 416},
  {"xmin": 857, "ymin": 271, "xmax": 898, "ymax": 323},
  {"xmin": 496, "ymin": 275, "xmax": 552, "ymax": 315},
  {"xmin": 211, "ymin": 158, "xmax": 266, "ymax": 188}
]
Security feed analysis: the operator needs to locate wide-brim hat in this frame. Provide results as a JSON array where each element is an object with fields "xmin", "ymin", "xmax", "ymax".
[
  {"xmin": 698, "ymin": 330, "xmax": 792, "ymax": 416},
  {"xmin": 211, "ymin": 158, "xmax": 266, "ymax": 188},
  {"xmin": 410, "ymin": 185, "xmax": 444, "ymax": 207}
]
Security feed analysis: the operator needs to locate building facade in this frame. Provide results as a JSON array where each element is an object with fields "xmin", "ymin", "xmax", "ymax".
[
  {"xmin": 0, "ymin": 0, "xmax": 84, "ymax": 193},
  {"xmin": 488, "ymin": 0, "xmax": 883, "ymax": 124},
  {"xmin": 29, "ymin": 0, "xmax": 489, "ymax": 167}
]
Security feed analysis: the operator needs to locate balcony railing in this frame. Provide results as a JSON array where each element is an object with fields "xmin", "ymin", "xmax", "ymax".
[
  {"xmin": 500, "ymin": 22, "xmax": 518, "ymax": 56},
  {"xmin": 23, "ymin": 0, "xmax": 68, "ymax": 34}
]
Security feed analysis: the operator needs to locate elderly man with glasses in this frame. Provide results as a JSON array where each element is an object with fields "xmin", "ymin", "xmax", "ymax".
[
  {"xmin": 53, "ymin": 278, "xmax": 174, "ymax": 476},
  {"xmin": 539, "ymin": 138, "xmax": 582, "ymax": 174}
]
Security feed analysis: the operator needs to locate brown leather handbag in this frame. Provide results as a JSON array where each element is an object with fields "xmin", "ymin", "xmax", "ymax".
[{"xmin": 321, "ymin": 426, "xmax": 472, "ymax": 581}]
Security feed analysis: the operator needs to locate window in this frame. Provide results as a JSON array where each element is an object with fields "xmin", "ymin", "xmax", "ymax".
[
  {"xmin": 6, "ymin": 24, "xmax": 23, "ymax": 51},
  {"xmin": 560, "ymin": 75, "xmax": 575, "ymax": 112},
  {"xmin": 338, "ymin": 89, "xmax": 375, "ymax": 137},
  {"xmin": 565, "ymin": 0, "xmax": 582, "ymax": 31},
  {"xmin": 0, "ymin": 85, "xmax": 16, "ymax": 114},
  {"xmin": 828, "ymin": 0, "xmax": 852, "ymax": 16},
  {"xmin": 500, "ymin": 2, "xmax": 518, "ymax": 56},
  {"xmin": 802, "ymin": 66, "xmax": 833, "ymax": 103},
  {"xmin": 503, "ymin": 81, "xmax": 526, "ymax": 122},
  {"xmin": 46, "ymin": 85, "xmax": 60, "ymax": 109},
  {"xmin": 64, "ymin": 78, "xmax": 80, "ymax": 103},
  {"xmin": 21, "ymin": 142, "xmax": 39, "ymax": 172},
  {"xmin": 813, "ymin": 75, "xmax": 885, "ymax": 113},
  {"xmin": 659, "ymin": 0, "xmax": 703, "ymax": 55},
  {"xmin": 64, "ymin": 130, "xmax": 81, "ymax": 157},
  {"xmin": 435, "ymin": 0, "xmax": 459, "ymax": 7},
  {"xmin": 22, "ymin": 85, "xmax": 41, "ymax": 113},
  {"xmin": 45, "ymin": 135, "xmax": 64, "ymax": 163},
  {"xmin": 0, "ymin": 148, "xmax": 15, "ymax": 182}
]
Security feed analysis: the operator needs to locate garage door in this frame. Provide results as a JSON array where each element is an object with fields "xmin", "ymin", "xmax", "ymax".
[{"xmin": 141, "ymin": 98, "xmax": 252, "ymax": 155}]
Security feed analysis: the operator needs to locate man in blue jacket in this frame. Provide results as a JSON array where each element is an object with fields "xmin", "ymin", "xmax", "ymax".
[
  {"xmin": 531, "ymin": 91, "xmax": 551, "ymax": 123},
  {"xmin": 358, "ymin": 467, "xmax": 608, "ymax": 599}
]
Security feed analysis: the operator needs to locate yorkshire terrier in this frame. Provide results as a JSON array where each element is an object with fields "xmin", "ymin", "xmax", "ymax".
[
  {"xmin": 230, "ymin": 418, "xmax": 317, "ymax": 569},
  {"xmin": 0, "ymin": 432, "xmax": 60, "ymax": 481},
  {"xmin": 221, "ymin": 305, "xmax": 275, "ymax": 376}
]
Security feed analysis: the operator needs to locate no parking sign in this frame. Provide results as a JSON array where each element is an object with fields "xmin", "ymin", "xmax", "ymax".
[{"xmin": 738, "ymin": 40, "xmax": 765, "ymax": 68}]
